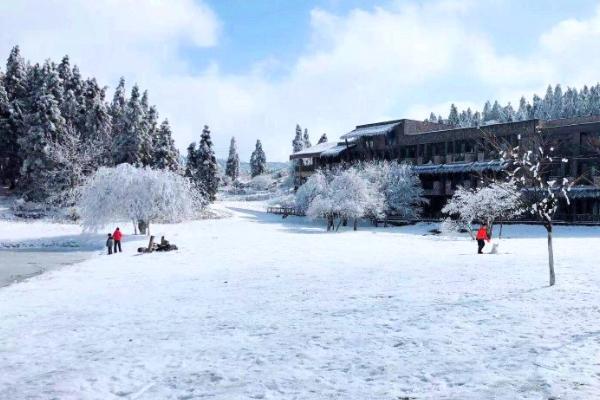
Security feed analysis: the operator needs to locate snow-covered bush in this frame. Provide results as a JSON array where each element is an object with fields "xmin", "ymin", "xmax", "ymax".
[
  {"xmin": 442, "ymin": 181, "xmax": 524, "ymax": 239},
  {"xmin": 295, "ymin": 170, "xmax": 329, "ymax": 213},
  {"xmin": 77, "ymin": 164, "xmax": 203, "ymax": 233},
  {"xmin": 250, "ymin": 174, "xmax": 274, "ymax": 191}
]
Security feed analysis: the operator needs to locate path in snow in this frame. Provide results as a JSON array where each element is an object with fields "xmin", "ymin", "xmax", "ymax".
[{"xmin": 0, "ymin": 202, "xmax": 599, "ymax": 399}]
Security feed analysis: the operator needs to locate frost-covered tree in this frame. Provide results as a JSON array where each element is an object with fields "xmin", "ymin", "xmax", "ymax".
[
  {"xmin": 516, "ymin": 96, "xmax": 530, "ymax": 121},
  {"xmin": 295, "ymin": 169, "xmax": 329, "ymax": 214},
  {"xmin": 0, "ymin": 79, "xmax": 20, "ymax": 188},
  {"xmin": 250, "ymin": 139, "xmax": 267, "ymax": 177},
  {"xmin": 292, "ymin": 124, "xmax": 304, "ymax": 154},
  {"xmin": 317, "ymin": 133, "xmax": 328, "ymax": 144},
  {"xmin": 447, "ymin": 104, "xmax": 459, "ymax": 126},
  {"xmin": 360, "ymin": 161, "xmax": 425, "ymax": 221},
  {"xmin": 151, "ymin": 119, "xmax": 180, "ymax": 172},
  {"xmin": 185, "ymin": 142, "xmax": 198, "ymax": 179},
  {"xmin": 225, "ymin": 136, "xmax": 240, "ymax": 181},
  {"xmin": 196, "ymin": 125, "xmax": 219, "ymax": 202},
  {"xmin": 496, "ymin": 131, "xmax": 571, "ymax": 286},
  {"xmin": 77, "ymin": 164, "xmax": 203, "ymax": 234},
  {"xmin": 303, "ymin": 128, "xmax": 311, "ymax": 148},
  {"xmin": 113, "ymin": 85, "xmax": 150, "ymax": 166},
  {"xmin": 442, "ymin": 181, "xmax": 524, "ymax": 239}
]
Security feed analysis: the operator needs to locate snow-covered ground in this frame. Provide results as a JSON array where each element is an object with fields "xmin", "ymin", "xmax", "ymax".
[{"xmin": 1, "ymin": 201, "xmax": 599, "ymax": 399}]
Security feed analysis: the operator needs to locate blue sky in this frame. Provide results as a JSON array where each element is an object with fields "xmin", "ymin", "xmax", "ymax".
[{"xmin": 2, "ymin": 0, "xmax": 600, "ymax": 160}]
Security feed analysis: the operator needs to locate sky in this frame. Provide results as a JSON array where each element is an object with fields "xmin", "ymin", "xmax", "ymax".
[{"xmin": 1, "ymin": 0, "xmax": 600, "ymax": 161}]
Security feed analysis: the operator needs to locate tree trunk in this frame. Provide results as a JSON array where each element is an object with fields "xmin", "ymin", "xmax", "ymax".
[
  {"xmin": 138, "ymin": 220, "xmax": 148, "ymax": 235},
  {"xmin": 336, "ymin": 219, "xmax": 342, "ymax": 231},
  {"xmin": 353, "ymin": 218, "xmax": 358, "ymax": 231},
  {"xmin": 547, "ymin": 224, "xmax": 556, "ymax": 286},
  {"xmin": 133, "ymin": 219, "xmax": 138, "ymax": 235},
  {"xmin": 499, "ymin": 222, "xmax": 504, "ymax": 239}
]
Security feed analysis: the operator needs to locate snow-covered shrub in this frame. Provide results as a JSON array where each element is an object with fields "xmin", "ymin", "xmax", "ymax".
[
  {"xmin": 77, "ymin": 164, "xmax": 203, "ymax": 232},
  {"xmin": 295, "ymin": 170, "xmax": 329, "ymax": 213},
  {"xmin": 442, "ymin": 181, "xmax": 524, "ymax": 238},
  {"xmin": 250, "ymin": 174, "xmax": 274, "ymax": 191}
]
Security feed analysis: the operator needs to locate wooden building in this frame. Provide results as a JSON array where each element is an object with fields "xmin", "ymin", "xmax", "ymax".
[{"xmin": 290, "ymin": 116, "xmax": 600, "ymax": 222}]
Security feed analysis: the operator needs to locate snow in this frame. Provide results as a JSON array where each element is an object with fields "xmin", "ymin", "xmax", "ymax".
[{"xmin": 1, "ymin": 202, "xmax": 600, "ymax": 399}]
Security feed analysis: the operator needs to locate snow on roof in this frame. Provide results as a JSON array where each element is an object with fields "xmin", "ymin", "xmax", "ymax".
[
  {"xmin": 320, "ymin": 143, "xmax": 356, "ymax": 158},
  {"xmin": 340, "ymin": 120, "xmax": 403, "ymax": 140},
  {"xmin": 413, "ymin": 160, "xmax": 505, "ymax": 175},
  {"xmin": 289, "ymin": 141, "xmax": 338, "ymax": 159}
]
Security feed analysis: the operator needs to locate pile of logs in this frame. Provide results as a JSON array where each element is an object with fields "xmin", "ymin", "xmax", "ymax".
[{"xmin": 137, "ymin": 235, "xmax": 178, "ymax": 253}]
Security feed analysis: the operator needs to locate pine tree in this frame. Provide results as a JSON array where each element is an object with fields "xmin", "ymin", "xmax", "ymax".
[
  {"xmin": 447, "ymin": 104, "xmax": 459, "ymax": 126},
  {"xmin": 503, "ymin": 103, "xmax": 515, "ymax": 122},
  {"xmin": 250, "ymin": 139, "xmax": 267, "ymax": 177},
  {"xmin": 532, "ymin": 94, "xmax": 544, "ymax": 119},
  {"xmin": 18, "ymin": 82, "xmax": 67, "ymax": 202},
  {"xmin": 185, "ymin": 142, "xmax": 198, "ymax": 178},
  {"xmin": 589, "ymin": 85, "xmax": 600, "ymax": 116},
  {"xmin": 225, "ymin": 136, "xmax": 240, "ymax": 181},
  {"xmin": 114, "ymin": 84, "xmax": 149, "ymax": 166},
  {"xmin": 552, "ymin": 84, "xmax": 563, "ymax": 119},
  {"xmin": 472, "ymin": 111, "xmax": 481, "ymax": 127},
  {"xmin": 490, "ymin": 100, "xmax": 503, "ymax": 122},
  {"xmin": 579, "ymin": 85, "xmax": 590, "ymax": 116},
  {"xmin": 562, "ymin": 87, "xmax": 578, "ymax": 118},
  {"xmin": 542, "ymin": 85, "xmax": 554, "ymax": 119},
  {"xmin": 292, "ymin": 124, "xmax": 304, "ymax": 153},
  {"xmin": 303, "ymin": 128, "xmax": 311, "ymax": 148},
  {"xmin": 0, "ymin": 74, "xmax": 21, "ymax": 188},
  {"xmin": 516, "ymin": 96, "xmax": 530, "ymax": 121},
  {"xmin": 318, "ymin": 133, "xmax": 328, "ymax": 144},
  {"xmin": 482, "ymin": 101, "xmax": 492, "ymax": 123},
  {"xmin": 196, "ymin": 125, "xmax": 219, "ymax": 202},
  {"xmin": 110, "ymin": 77, "xmax": 127, "ymax": 163},
  {"xmin": 4, "ymin": 46, "xmax": 27, "ymax": 103},
  {"xmin": 151, "ymin": 119, "xmax": 180, "ymax": 172},
  {"xmin": 427, "ymin": 112, "xmax": 437, "ymax": 123}
]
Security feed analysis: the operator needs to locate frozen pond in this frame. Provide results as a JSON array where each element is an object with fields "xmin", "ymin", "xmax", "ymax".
[{"xmin": 0, "ymin": 249, "xmax": 95, "ymax": 287}]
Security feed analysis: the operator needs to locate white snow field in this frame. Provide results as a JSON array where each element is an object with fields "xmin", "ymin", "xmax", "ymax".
[{"xmin": 1, "ymin": 202, "xmax": 599, "ymax": 399}]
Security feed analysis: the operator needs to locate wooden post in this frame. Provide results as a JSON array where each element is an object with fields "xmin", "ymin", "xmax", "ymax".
[{"xmin": 147, "ymin": 235, "xmax": 155, "ymax": 253}]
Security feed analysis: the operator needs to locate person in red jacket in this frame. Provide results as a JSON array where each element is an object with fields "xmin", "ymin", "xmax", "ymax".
[
  {"xmin": 476, "ymin": 223, "xmax": 490, "ymax": 254},
  {"xmin": 113, "ymin": 227, "xmax": 123, "ymax": 253}
]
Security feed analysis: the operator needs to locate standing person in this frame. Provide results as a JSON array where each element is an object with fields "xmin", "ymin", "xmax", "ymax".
[
  {"xmin": 106, "ymin": 233, "xmax": 114, "ymax": 255},
  {"xmin": 113, "ymin": 227, "xmax": 123, "ymax": 253},
  {"xmin": 476, "ymin": 223, "xmax": 490, "ymax": 254}
]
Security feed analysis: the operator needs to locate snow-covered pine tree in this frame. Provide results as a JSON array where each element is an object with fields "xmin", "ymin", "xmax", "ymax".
[
  {"xmin": 588, "ymin": 85, "xmax": 600, "ymax": 116},
  {"xmin": 542, "ymin": 85, "xmax": 554, "ymax": 119},
  {"xmin": 225, "ymin": 136, "xmax": 240, "ymax": 181},
  {"xmin": 472, "ymin": 111, "xmax": 481, "ymax": 127},
  {"xmin": 427, "ymin": 112, "xmax": 438, "ymax": 123},
  {"xmin": 151, "ymin": 119, "xmax": 180, "ymax": 172},
  {"xmin": 250, "ymin": 139, "xmax": 267, "ymax": 177},
  {"xmin": 110, "ymin": 77, "xmax": 127, "ymax": 163},
  {"xmin": 303, "ymin": 128, "xmax": 311, "ymax": 148},
  {"xmin": 490, "ymin": 100, "xmax": 503, "ymax": 122},
  {"xmin": 482, "ymin": 101, "xmax": 492, "ymax": 123},
  {"xmin": 562, "ymin": 87, "xmax": 578, "ymax": 119},
  {"xmin": 578, "ymin": 85, "xmax": 590, "ymax": 116},
  {"xmin": 516, "ymin": 96, "xmax": 530, "ymax": 121},
  {"xmin": 0, "ymin": 74, "xmax": 21, "ymax": 188},
  {"xmin": 113, "ymin": 85, "xmax": 149, "ymax": 166},
  {"xmin": 4, "ymin": 46, "xmax": 27, "ymax": 104},
  {"xmin": 447, "ymin": 104, "xmax": 459, "ymax": 126},
  {"xmin": 318, "ymin": 133, "xmax": 328, "ymax": 144},
  {"xmin": 292, "ymin": 124, "xmax": 304, "ymax": 153},
  {"xmin": 80, "ymin": 78, "xmax": 112, "ymax": 168},
  {"xmin": 552, "ymin": 84, "xmax": 563, "ymax": 119},
  {"xmin": 17, "ymin": 79, "xmax": 67, "ymax": 202},
  {"xmin": 503, "ymin": 103, "xmax": 515, "ymax": 122},
  {"xmin": 532, "ymin": 94, "xmax": 544, "ymax": 119},
  {"xmin": 185, "ymin": 142, "xmax": 198, "ymax": 178},
  {"xmin": 196, "ymin": 125, "xmax": 219, "ymax": 202},
  {"xmin": 144, "ymin": 104, "xmax": 158, "ymax": 167}
]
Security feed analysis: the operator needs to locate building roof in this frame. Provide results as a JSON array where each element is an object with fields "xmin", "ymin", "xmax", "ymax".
[
  {"xmin": 340, "ymin": 120, "xmax": 403, "ymax": 140},
  {"xmin": 289, "ymin": 141, "xmax": 338, "ymax": 160},
  {"xmin": 413, "ymin": 160, "xmax": 505, "ymax": 175},
  {"xmin": 320, "ymin": 143, "xmax": 356, "ymax": 158}
]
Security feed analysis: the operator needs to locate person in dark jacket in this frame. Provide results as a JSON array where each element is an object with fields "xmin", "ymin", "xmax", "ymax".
[
  {"xmin": 476, "ymin": 223, "xmax": 490, "ymax": 254},
  {"xmin": 113, "ymin": 227, "xmax": 123, "ymax": 253},
  {"xmin": 106, "ymin": 233, "xmax": 114, "ymax": 255}
]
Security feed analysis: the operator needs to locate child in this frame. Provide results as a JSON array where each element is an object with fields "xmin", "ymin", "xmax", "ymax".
[
  {"xmin": 106, "ymin": 233, "xmax": 114, "ymax": 255},
  {"xmin": 476, "ymin": 223, "xmax": 490, "ymax": 254}
]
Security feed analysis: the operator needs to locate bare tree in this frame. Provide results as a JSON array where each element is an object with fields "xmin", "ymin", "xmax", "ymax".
[{"xmin": 486, "ymin": 129, "xmax": 572, "ymax": 286}]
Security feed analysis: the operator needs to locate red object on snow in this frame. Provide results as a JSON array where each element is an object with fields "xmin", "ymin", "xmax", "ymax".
[
  {"xmin": 476, "ymin": 227, "xmax": 490, "ymax": 241},
  {"xmin": 113, "ymin": 229, "xmax": 123, "ymax": 241}
]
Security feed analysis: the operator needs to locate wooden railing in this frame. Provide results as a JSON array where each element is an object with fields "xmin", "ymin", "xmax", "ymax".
[{"xmin": 267, "ymin": 206, "xmax": 305, "ymax": 216}]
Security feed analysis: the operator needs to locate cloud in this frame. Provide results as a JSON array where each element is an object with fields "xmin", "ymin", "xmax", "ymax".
[{"xmin": 2, "ymin": 0, "xmax": 600, "ymax": 161}]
